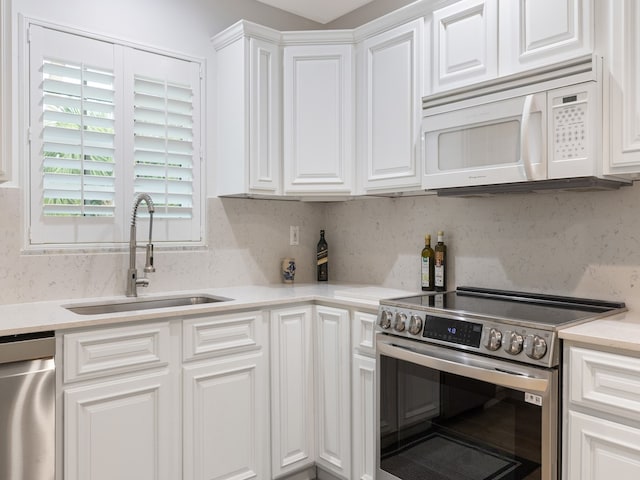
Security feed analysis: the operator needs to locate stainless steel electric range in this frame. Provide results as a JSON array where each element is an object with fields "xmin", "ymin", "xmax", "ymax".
[{"xmin": 376, "ymin": 286, "xmax": 626, "ymax": 480}]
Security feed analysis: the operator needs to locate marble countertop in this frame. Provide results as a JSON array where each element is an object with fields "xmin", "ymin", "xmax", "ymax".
[
  {"xmin": 4, "ymin": 281, "xmax": 640, "ymax": 354},
  {"xmin": 559, "ymin": 312, "xmax": 640, "ymax": 353},
  {"xmin": 0, "ymin": 283, "xmax": 418, "ymax": 336}
]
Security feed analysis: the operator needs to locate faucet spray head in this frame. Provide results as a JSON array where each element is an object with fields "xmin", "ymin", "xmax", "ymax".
[{"xmin": 144, "ymin": 243, "xmax": 155, "ymax": 273}]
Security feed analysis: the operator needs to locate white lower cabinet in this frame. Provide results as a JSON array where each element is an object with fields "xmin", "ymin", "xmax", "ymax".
[
  {"xmin": 270, "ymin": 305, "xmax": 316, "ymax": 477},
  {"xmin": 351, "ymin": 311, "xmax": 378, "ymax": 480},
  {"xmin": 60, "ymin": 321, "xmax": 180, "ymax": 480},
  {"xmin": 564, "ymin": 343, "xmax": 640, "ymax": 480},
  {"xmin": 352, "ymin": 353, "xmax": 376, "ymax": 480},
  {"xmin": 315, "ymin": 306, "xmax": 351, "ymax": 478},
  {"xmin": 64, "ymin": 370, "xmax": 177, "ymax": 480},
  {"xmin": 60, "ymin": 302, "xmax": 373, "ymax": 480},
  {"xmin": 182, "ymin": 311, "xmax": 269, "ymax": 480}
]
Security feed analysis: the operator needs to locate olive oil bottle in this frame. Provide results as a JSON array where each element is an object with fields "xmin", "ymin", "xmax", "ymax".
[
  {"xmin": 421, "ymin": 234, "xmax": 434, "ymax": 291},
  {"xmin": 434, "ymin": 231, "xmax": 447, "ymax": 291}
]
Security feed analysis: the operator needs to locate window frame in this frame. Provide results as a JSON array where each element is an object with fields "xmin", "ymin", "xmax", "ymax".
[{"xmin": 23, "ymin": 18, "xmax": 206, "ymax": 251}]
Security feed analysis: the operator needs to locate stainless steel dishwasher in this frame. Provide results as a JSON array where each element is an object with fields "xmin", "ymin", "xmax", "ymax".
[{"xmin": 0, "ymin": 331, "xmax": 55, "ymax": 480}]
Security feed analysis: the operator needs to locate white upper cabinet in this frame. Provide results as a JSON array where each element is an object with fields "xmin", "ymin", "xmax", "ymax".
[
  {"xmin": 499, "ymin": 0, "xmax": 593, "ymax": 76},
  {"xmin": 431, "ymin": 0, "xmax": 498, "ymax": 93},
  {"xmin": 428, "ymin": 0, "xmax": 594, "ymax": 95},
  {"xmin": 605, "ymin": 0, "xmax": 640, "ymax": 176},
  {"xmin": 357, "ymin": 19, "xmax": 424, "ymax": 193},
  {"xmin": 283, "ymin": 40, "xmax": 355, "ymax": 196},
  {"xmin": 213, "ymin": 21, "xmax": 282, "ymax": 197}
]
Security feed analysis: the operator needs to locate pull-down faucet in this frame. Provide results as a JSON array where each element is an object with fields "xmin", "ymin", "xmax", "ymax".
[{"xmin": 126, "ymin": 193, "xmax": 155, "ymax": 297}]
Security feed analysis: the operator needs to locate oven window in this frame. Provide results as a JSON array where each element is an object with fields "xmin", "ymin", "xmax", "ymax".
[{"xmin": 379, "ymin": 355, "xmax": 542, "ymax": 480}]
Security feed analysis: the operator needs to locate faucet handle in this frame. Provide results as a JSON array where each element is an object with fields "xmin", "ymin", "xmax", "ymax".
[{"xmin": 144, "ymin": 243, "xmax": 155, "ymax": 273}]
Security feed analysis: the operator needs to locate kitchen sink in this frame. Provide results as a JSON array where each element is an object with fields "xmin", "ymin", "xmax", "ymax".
[{"xmin": 65, "ymin": 294, "xmax": 232, "ymax": 315}]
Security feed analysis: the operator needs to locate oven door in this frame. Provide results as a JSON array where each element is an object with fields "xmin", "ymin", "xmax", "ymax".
[{"xmin": 377, "ymin": 334, "xmax": 558, "ymax": 480}]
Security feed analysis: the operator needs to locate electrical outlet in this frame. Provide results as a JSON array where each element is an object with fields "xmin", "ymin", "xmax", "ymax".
[{"xmin": 290, "ymin": 226, "xmax": 299, "ymax": 246}]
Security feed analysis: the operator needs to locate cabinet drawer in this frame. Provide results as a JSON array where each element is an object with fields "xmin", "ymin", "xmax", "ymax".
[
  {"xmin": 352, "ymin": 311, "xmax": 377, "ymax": 356},
  {"xmin": 63, "ymin": 321, "xmax": 171, "ymax": 383},
  {"xmin": 183, "ymin": 310, "xmax": 265, "ymax": 361},
  {"xmin": 568, "ymin": 346, "xmax": 640, "ymax": 422}
]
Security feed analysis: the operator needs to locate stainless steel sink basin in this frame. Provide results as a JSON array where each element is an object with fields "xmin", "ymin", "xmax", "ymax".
[{"xmin": 65, "ymin": 294, "xmax": 232, "ymax": 315}]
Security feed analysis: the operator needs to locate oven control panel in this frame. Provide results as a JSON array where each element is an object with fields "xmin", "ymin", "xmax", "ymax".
[{"xmin": 376, "ymin": 306, "xmax": 558, "ymax": 367}]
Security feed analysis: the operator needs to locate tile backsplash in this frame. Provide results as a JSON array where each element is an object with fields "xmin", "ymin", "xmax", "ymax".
[
  {"xmin": 326, "ymin": 183, "xmax": 640, "ymax": 310},
  {"xmin": 0, "ymin": 188, "xmax": 322, "ymax": 303},
  {"xmin": 2, "ymin": 183, "xmax": 640, "ymax": 312}
]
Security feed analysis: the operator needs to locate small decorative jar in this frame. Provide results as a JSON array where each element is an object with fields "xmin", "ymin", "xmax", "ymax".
[{"xmin": 281, "ymin": 258, "xmax": 296, "ymax": 284}]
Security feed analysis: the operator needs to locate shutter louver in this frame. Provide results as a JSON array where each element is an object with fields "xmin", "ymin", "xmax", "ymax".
[
  {"xmin": 42, "ymin": 59, "xmax": 116, "ymax": 217},
  {"xmin": 133, "ymin": 76, "xmax": 194, "ymax": 219}
]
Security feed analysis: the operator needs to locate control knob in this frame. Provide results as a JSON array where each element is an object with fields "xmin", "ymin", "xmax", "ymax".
[
  {"xmin": 379, "ymin": 310, "xmax": 392, "ymax": 329},
  {"xmin": 483, "ymin": 328, "xmax": 503, "ymax": 351},
  {"xmin": 393, "ymin": 312, "xmax": 407, "ymax": 332},
  {"xmin": 524, "ymin": 334, "xmax": 548, "ymax": 360},
  {"xmin": 503, "ymin": 330, "xmax": 524, "ymax": 355},
  {"xmin": 408, "ymin": 315, "xmax": 423, "ymax": 335}
]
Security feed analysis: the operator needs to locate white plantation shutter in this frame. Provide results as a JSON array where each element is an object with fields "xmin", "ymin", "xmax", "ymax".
[
  {"xmin": 125, "ymin": 49, "xmax": 202, "ymax": 242},
  {"xmin": 28, "ymin": 24, "xmax": 203, "ymax": 246},
  {"xmin": 133, "ymin": 76, "xmax": 194, "ymax": 219},
  {"xmin": 42, "ymin": 60, "xmax": 116, "ymax": 217}
]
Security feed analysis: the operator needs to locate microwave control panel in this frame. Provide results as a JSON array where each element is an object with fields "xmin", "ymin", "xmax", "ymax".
[{"xmin": 552, "ymin": 89, "xmax": 590, "ymax": 161}]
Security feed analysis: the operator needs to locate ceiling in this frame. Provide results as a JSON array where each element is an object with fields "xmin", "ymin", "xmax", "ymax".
[{"xmin": 255, "ymin": 0, "xmax": 376, "ymax": 24}]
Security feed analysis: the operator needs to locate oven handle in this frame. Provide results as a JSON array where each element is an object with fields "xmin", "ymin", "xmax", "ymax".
[{"xmin": 377, "ymin": 339, "xmax": 550, "ymax": 394}]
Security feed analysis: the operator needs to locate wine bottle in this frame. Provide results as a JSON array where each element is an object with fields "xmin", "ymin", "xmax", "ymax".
[
  {"xmin": 434, "ymin": 231, "xmax": 447, "ymax": 291},
  {"xmin": 317, "ymin": 230, "xmax": 328, "ymax": 281},
  {"xmin": 421, "ymin": 234, "xmax": 434, "ymax": 291}
]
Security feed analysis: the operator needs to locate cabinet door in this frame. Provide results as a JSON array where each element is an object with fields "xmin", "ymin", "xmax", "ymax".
[
  {"xmin": 499, "ymin": 0, "xmax": 593, "ymax": 76},
  {"xmin": 352, "ymin": 353, "xmax": 375, "ymax": 480},
  {"xmin": 64, "ymin": 370, "xmax": 177, "ymax": 480},
  {"xmin": 183, "ymin": 351, "xmax": 269, "ymax": 480},
  {"xmin": 214, "ymin": 23, "xmax": 281, "ymax": 196},
  {"xmin": 315, "ymin": 306, "xmax": 351, "ymax": 478},
  {"xmin": 352, "ymin": 310, "xmax": 377, "ymax": 357},
  {"xmin": 270, "ymin": 306, "xmax": 315, "ymax": 476},
  {"xmin": 431, "ymin": 0, "xmax": 498, "ymax": 92},
  {"xmin": 606, "ymin": 0, "xmax": 640, "ymax": 175},
  {"xmin": 249, "ymin": 37, "xmax": 281, "ymax": 194},
  {"xmin": 359, "ymin": 19, "xmax": 423, "ymax": 193},
  {"xmin": 283, "ymin": 44, "xmax": 354, "ymax": 195},
  {"xmin": 566, "ymin": 410, "xmax": 640, "ymax": 480}
]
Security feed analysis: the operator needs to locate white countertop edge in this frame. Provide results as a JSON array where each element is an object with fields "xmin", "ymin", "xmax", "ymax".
[
  {"xmin": 559, "ymin": 312, "xmax": 640, "ymax": 353},
  {"xmin": 0, "ymin": 283, "xmax": 419, "ymax": 336}
]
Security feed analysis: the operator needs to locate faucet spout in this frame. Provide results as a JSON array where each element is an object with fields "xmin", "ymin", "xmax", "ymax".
[{"xmin": 127, "ymin": 193, "xmax": 155, "ymax": 297}]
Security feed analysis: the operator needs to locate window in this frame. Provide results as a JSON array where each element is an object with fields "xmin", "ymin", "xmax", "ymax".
[{"xmin": 28, "ymin": 24, "xmax": 203, "ymax": 246}]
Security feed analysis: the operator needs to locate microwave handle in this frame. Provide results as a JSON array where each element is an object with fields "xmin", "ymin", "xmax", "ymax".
[{"xmin": 521, "ymin": 93, "xmax": 546, "ymax": 180}]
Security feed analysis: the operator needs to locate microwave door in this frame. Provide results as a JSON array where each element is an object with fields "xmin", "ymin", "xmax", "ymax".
[{"xmin": 423, "ymin": 93, "xmax": 547, "ymax": 189}]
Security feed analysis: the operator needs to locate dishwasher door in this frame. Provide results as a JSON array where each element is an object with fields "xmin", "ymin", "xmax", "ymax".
[{"xmin": 0, "ymin": 333, "xmax": 55, "ymax": 480}]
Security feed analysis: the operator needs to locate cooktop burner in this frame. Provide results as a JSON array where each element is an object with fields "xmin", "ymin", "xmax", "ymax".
[{"xmin": 387, "ymin": 286, "xmax": 624, "ymax": 328}]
